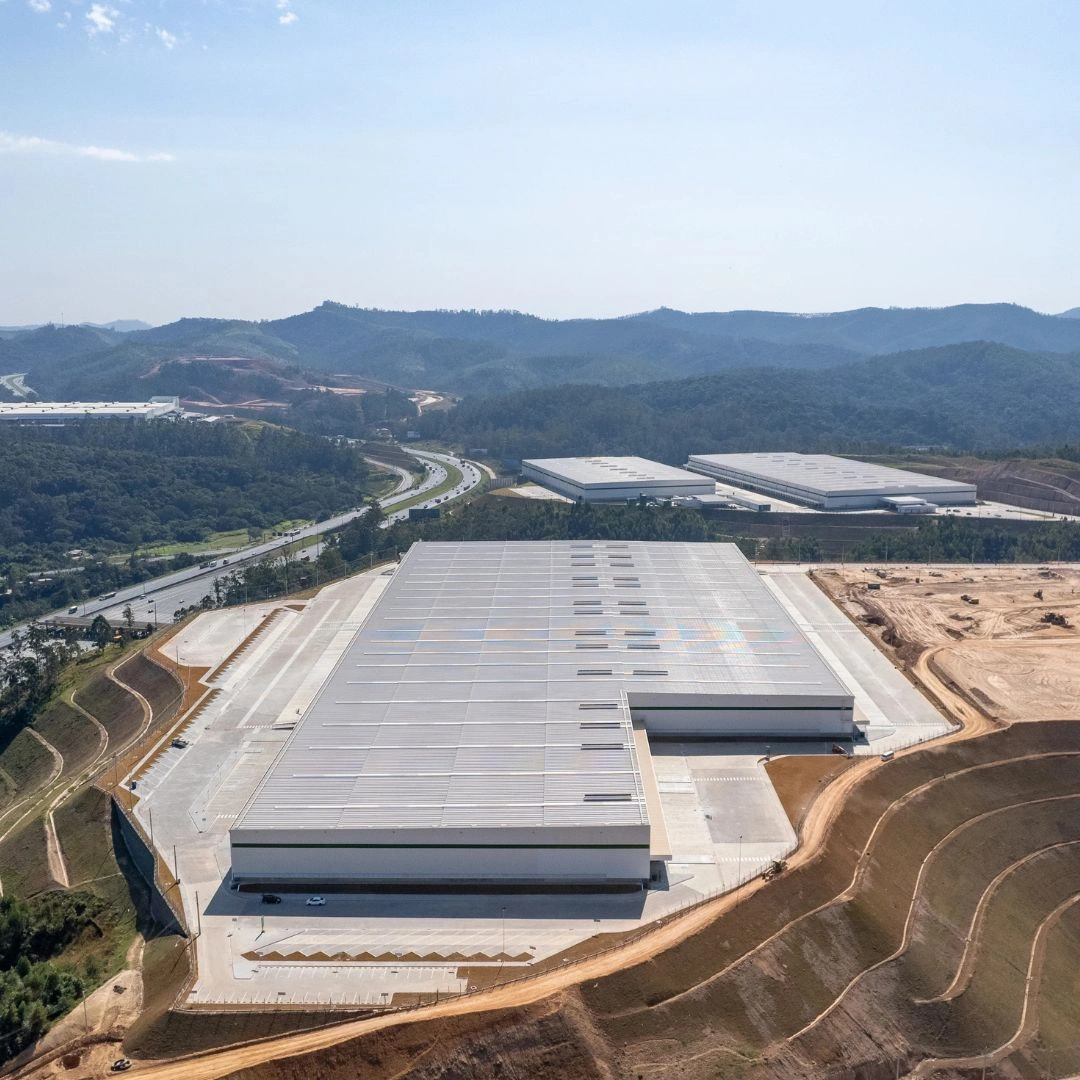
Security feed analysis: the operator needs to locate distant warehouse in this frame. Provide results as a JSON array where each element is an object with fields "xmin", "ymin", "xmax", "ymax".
[
  {"xmin": 521, "ymin": 456, "xmax": 715, "ymax": 502},
  {"xmin": 685, "ymin": 452, "xmax": 976, "ymax": 511},
  {"xmin": 0, "ymin": 396, "xmax": 181, "ymax": 423}
]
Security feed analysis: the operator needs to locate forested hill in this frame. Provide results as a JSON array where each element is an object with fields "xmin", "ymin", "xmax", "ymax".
[
  {"xmin": 419, "ymin": 342, "xmax": 1080, "ymax": 461},
  {"xmin": 5, "ymin": 301, "xmax": 1080, "ymax": 400}
]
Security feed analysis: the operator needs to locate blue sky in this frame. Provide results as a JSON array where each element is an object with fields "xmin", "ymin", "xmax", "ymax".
[{"xmin": 1, "ymin": 1, "xmax": 1078, "ymax": 324}]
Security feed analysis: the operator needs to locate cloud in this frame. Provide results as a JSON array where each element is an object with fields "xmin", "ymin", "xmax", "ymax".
[
  {"xmin": 156, "ymin": 27, "xmax": 178, "ymax": 50},
  {"xmin": 27, "ymin": 0, "xmax": 51, "ymax": 13},
  {"xmin": 85, "ymin": 3, "xmax": 118, "ymax": 35},
  {"xmin": 0, "ymin": 131, "xmax": 175, "ymax": 164},
  {"xmin": 277, "ymin": 0, "xmax": 298, "ymax": 25}
]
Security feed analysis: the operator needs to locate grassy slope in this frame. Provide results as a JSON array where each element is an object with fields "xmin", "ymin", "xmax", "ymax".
[
  {"xmin": 0, "ymin": 728, "xmax": 56, "ymax": 809},
  {"xmin": 33, "ymin": 701, "xmax": 102, "ymax": 779},
  {"xmin": 0, "ymin": 816, "xmax": 57, "ymax": 897},
  {"xmin": 73, "ymin": 673, "xmax": 143, "ymax": 747}
]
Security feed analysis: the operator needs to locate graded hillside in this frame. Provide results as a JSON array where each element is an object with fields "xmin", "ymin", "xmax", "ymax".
[
  {"xmin": 123, "ymin": 722, "xmax": 1080, "ymax": 1080},
  {"xmin": 874, "ymin": 454, "xmax": 1080, "ymax": 516}
]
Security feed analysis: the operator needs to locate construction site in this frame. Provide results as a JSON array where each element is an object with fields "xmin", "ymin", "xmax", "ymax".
[{"xmin": 8, "ymin": 558, "xmax": 1080, "ymax": 1080}]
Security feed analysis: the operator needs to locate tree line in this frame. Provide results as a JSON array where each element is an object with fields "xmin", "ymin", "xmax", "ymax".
[{"xmin": 0, "ymin": 420, "xmax": 377, "ymax": 625}]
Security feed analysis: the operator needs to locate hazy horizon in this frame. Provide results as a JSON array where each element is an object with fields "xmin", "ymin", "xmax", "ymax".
[
  {"xmin": 4, "ymin": 297, "xmax": 1080, "ymax": 335},
  {"xmin": 3, "ymin": 1, "xmax": 1078, "ymax": 325}
]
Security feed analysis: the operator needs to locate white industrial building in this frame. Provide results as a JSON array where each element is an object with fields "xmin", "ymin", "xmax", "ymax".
[
  {"xmin": 0, "ymin": 397, "xmax": 181, "ymax": 423},
  {"xmin": 230, "ymin": 540, "xmax": 853, "ymax": 888},
  {"xmin": 686, "ymin": 452, "xmax": 977, "ymax": 511},
  {"xmin": 521, "ymin": 456, "xmax": 715, "ymax": 502}
]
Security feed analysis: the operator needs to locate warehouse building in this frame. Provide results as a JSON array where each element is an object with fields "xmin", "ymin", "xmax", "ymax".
[
  {"xmin": 686, "ymin": 452, "xmax": 977, "ymax": 511},
  {"xmin": 230, "ymin": 540, "xmax": 853, "ymax": 888},
  {"xmin": 521, "ymin": 456, "xmax": 715, "ymax": 502},
  {"xmin": 0, "ymin": 396, "xmax": 181, "ymax": 423}
]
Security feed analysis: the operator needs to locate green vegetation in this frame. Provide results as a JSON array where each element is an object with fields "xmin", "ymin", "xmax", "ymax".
[
  {"xmin": 131, "ymin": 518, "xmax": 309, "ymax": 559},
  {"xmin": 420, "ymin": 342, "xmax": 1080, "ymax": 459},
  {"xmin": 9, "ymin": 302, "xmax": 1080, "ymax": 400},
  {"xmin": 0, "ymin": 786, "xmax": 143, "ymax": 1061},
  {"xmin": 0, "ymin": 625, "xmax": 80, "ymax": 734},
  {"xmin": 0, "ymin": 893, "xmax": 97, "ymax": 1057},
  {"xmin": 0, "ymin": 420, "xmax": 374, "ymax": 626}
]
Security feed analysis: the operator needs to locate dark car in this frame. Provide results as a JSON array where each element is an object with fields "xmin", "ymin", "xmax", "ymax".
[
  {"xmin": 111, "ymin": 1061, "xmax": 132, "ymax": 1073},
  {"xmin": 261, "ymin": 893, "xmax": 282, "ymax": 904}
]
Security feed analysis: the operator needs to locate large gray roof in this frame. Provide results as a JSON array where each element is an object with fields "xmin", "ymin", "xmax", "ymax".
[
  {"xmin": 687, "ymin": 452, "xmax": 975, "ymax": 498},
  {"xmin": 522, "ymin": 456, "xmax": 709, "ymax": 488},
  {"xmin": 234, "ymin": 541, "xmax": 849, "ymax": 834}
]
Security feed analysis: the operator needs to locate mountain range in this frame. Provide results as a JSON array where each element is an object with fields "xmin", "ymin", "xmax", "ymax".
[{"xmin": 1, "ymin": 301, "xmax": 1080, "ymax": 403}]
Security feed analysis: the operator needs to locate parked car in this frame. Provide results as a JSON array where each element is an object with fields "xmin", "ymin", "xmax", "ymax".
[
  {"xmin": 171, "ymin": 737, "xmax": 189, "ymax": 749},
  {"xmin": 261, "ymin": 893, "xmax": 282, "ymax": 904},
  {"xmin": 305, "ymin": 895, "xmax": 326, "ymax": 906}
]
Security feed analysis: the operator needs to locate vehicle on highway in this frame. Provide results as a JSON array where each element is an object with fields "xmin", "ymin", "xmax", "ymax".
[
  {"xmin": 68, "ymin": 605, "xmax": 78, "ymax": 614},
  {"xmin": 305, "ymin": 895, "xmax": 326, "ymax": 906},
  {"xmin": 98, "ymin": 591, "xmax": 117, "ymax": 601},
  {"xmin": 261, "ymin": 893, "xmax": 282, "ymax": 904},
  {"xmin": 171, "ymin": 737, "xmax": 189, "ymax": 749}
]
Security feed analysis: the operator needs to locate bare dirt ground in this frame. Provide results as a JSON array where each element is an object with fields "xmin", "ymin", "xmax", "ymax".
[{"xmin": 817, "ymin": 565, "xmax": 1080, "ymax": 723}]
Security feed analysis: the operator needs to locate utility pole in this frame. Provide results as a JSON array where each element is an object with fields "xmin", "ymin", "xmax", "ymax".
[
  {"xmin": 173, "ymin": 844, "xmax": 179, "ymax": 884},
  {"xmin": 194, "ymin": 889, "xmax": 202, "ymax": 936}
]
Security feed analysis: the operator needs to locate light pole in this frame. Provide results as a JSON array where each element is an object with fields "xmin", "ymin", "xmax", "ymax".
[{"xmin": 737, "ymin": 833, "xmax": 743, "ymax": 899}]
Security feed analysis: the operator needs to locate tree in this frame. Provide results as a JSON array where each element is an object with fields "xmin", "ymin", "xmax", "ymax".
[
  {"xmin": 122, "ymin": 605, "xmax": 134, "ymax": 633},
  {"xmin": 89, "ymin": 615, "xmax": 112, "ymax": 650}
]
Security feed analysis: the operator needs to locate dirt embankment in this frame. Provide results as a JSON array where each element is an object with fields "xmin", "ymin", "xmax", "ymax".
[{"xmin": 887, "ymin": 455, "xmax": 1080, "ymax": 516}]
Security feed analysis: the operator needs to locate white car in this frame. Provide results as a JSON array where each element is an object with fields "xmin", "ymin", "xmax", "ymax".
[{"xmin": 305, "ymin": 895, "xmax": 326, "ymax": 906}]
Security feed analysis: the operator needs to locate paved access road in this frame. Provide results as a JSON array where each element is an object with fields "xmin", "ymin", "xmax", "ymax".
[{"xmin": 0, "ymin": 448, "xmax": 483, "ymax": 651}]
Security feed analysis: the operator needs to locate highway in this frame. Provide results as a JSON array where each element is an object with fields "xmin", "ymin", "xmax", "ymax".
[{"xmin": 0, "ymin": 448, "xmax": 483, "ymax": 650}]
